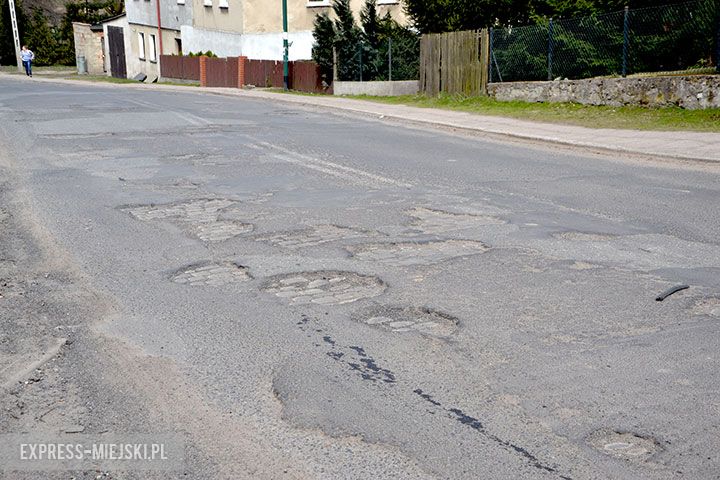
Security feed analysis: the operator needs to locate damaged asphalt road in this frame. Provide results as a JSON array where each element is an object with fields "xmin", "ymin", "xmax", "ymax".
[{"xmin": 0, "ymin": 77, "xmax": 719, "ymax": 479}]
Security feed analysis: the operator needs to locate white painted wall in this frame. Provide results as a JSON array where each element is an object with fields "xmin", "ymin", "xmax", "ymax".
[{"xmin": 181, "ymin": 25, "xmax": 314, "ymax": 60}]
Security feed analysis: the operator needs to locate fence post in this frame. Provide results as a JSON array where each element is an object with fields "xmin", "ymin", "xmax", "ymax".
[
  {"xmin": 547, "ymin": 18, "xmax": 554, "ymax": 80},
  {"xmin": 489, "ymin": 28, "xmax": 493, "ymax": 82},
  {"xmin": 388, "ymin": 37, "xmax": 392, "ymax": 81},
  {"xmin": 332, "ymin": 46, "xmax": 338, "ymax": 82},
  {"xmin": 238, "ymin": 56, "xmax": 247, "ymax": 88},
  {"xmin": 622, "ymin": 6, "xmax": 629, "ymax": 77},
  {"xmin": 716, "ymin": 10, "xmax": 720, "ymax": 74},
  {"xmin": 199, "ymin": 55, "xmax": 207, "ymax": 87}
]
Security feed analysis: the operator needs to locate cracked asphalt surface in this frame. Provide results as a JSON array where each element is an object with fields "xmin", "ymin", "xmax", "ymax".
[{"xmin": 1, "ymin": 76, "xmax": 719, "ymax": 479}]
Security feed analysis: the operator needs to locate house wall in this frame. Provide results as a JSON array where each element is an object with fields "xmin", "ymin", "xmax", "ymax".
[
  {"xmin": 193, "ymin": 0, "xmax": 243, "ymax": 34},
  {"xmin": 181, "ymin": 25, "xmax": 313, "ymax": 60},
  {"xmin": 72, "ymin": 22, "xmax": 105, "ymax": 75},
  {"xmin": 125, "ymin": 0, "xmax": 192, "ymax": 31},
  {"xmin": 184, "ymin": 0, "xmax": 406, "ymax": 60},
  {"xmin": 126, "ymin": 24, "xmax": 182, "ymax": 79},
  {"xmin": 243, "ymin": 0, "xmax": 406, "ymax": 34}
]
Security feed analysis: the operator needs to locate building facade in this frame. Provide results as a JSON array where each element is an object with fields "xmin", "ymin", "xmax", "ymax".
[
  {"xmin": 72, "ymin": 22, "xmax": 106, "ymax": 75},
  {"xmin": 181, "ymin": 0, "xmax": 406, "ymax": 61},
  {"xmin": 125, "ymin": 0, "xmax": 193, "ymax": 78}
]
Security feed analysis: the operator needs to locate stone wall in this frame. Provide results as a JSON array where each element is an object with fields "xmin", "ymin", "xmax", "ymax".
[
  {"xmin": 488, "ymin": 76, "xmax": 720, "ymax": 110},
  {"xmin": 72, "ymin": 23, "xmax": 105, "ymax": 75},
  {"xmin": 334, "ymin": 80, "xmax": 419, "ymax": 96}
]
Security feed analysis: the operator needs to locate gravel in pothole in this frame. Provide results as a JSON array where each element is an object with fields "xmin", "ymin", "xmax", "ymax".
[
  {"xmin": 587, "ymin": 429, "xmax": 662, "ymax": 460},
  {"xmin": 192, "ymin": 220, "xmax": 254, "ymax": 242},
  {"xmin": 171, "ymin": 262, "xmax": 250, "ymax": 286},
  {"xmin": 407, "ymin": 207, "xmax": 505, "ymax": 234},
  {"xmin": 554, "ymin": 231, "xmax": 617, "ymax": 241},
  {"xmin": 347, "ymin": 240, "xmax": 489, "ymax": 266},
  {"xmin": 691, "ymin": 297, "xmax": 720, "ymax": 318},
  {"xmin": 257, "ymin": 225, "xmax": 373, "ymax": 249},
  {"xmin": 355, "ymin": 306, "xmax": 459, "ymax": 337},
  {"xmin": 263, "ymin": 271, "xmax": 386, "ymax": 305}
]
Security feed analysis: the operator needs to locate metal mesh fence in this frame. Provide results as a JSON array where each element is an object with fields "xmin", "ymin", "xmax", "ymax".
[
  {"xmin": 342, "ymin": 35, "xmax": 420, "ymax": 82},
  {"xmin": 491, "ymin": 0, "xmax": 719, "ymax": 82}
]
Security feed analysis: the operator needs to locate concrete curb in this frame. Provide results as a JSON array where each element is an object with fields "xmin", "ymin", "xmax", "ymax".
[{"xmin": 4, "ymin": 73, "xmax": 720, "ymax": 165}]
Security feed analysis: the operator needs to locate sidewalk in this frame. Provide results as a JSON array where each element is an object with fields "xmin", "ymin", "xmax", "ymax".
[
  {"xmin": 4, "ymin": 72, "xmax": 720, "ymax": 163},
  {"xmin": 231, "ymin": 88, "xmax": 720, "ymax": 164}
]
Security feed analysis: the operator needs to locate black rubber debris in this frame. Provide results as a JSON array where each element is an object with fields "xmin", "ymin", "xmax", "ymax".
[{"xmin": 656, "ymin": 285, "xmax": 690, "ymax": 302}]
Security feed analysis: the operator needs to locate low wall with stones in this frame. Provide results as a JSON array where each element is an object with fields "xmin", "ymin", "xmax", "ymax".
[
  {"xmin": 334, "ymin": 80, "xmax": 419, "ymax": 97},
  {"xmin": 488, "ymin": 75, "xmax": 720, "ymax": 110}
]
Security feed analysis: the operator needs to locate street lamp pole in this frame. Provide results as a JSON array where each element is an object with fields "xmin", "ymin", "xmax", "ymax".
[
  {"xmin": 282, "ymin": 0, "xmax": 289, "ymax": 90},
  {"xmin": 7, "ymin": 0, "xmax": 22, "ymax": 72}
]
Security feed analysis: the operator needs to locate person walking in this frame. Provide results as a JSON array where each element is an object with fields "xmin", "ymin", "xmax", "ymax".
[{"xmin": 20, "ymin": 46, "xmax": 34, "ymax": 77}]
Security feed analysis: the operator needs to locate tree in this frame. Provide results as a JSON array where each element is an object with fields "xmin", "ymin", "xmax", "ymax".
[
  {"xmin": 360, "ymin": 0, "xmax": 380, "ymax": 48},
  {"xmin": 25, "ymin": 8, "xmax": 60, "ymax": 66},
  {"xmin": 311, "ymin": 12, "xmax": 335, "ymax": 80},
  {"xmin": 312, "ymin": 0, "xmax": 420, "ymax": 82},
  {"xmin": 403, "ymin": 0, "xmax": 533, "ymax": 33},
  {"xmin": 332, "ymin": 0, "xmax": 363, "ymax": 80}
]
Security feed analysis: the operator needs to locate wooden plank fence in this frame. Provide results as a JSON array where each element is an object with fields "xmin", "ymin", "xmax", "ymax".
[
  {"xmin": 160, "ymin": 55, "xmax": 329, "ymax": 94},
  {"xmin": 419, "ymin": 29, "xmax": 490, "ymax": 96}
]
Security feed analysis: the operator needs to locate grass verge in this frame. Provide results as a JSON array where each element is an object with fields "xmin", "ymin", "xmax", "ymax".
[
  {"xmin": 342, "ymin": 94, "xmax": 720, "ymax": 132},
  {"xmin": 271, "ymin": 88, "xmax": 720, "ymax": 132}
]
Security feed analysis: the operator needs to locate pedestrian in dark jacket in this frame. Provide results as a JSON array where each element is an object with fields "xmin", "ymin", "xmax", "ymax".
[{"xmin": 20, "ymin": 46, "xmax": 34, "ymax": 77}]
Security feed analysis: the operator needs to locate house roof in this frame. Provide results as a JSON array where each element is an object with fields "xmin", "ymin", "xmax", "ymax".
[{"xmin": 91, "ymin": 13, "xmax": 126, "ymax": 31}]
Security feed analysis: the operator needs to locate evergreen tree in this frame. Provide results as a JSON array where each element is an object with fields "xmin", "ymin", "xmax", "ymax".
[
  {"xmin": 311, "ymin": 13, "xmax": 335, "ymax": 80},
  {"xmin": 25, "ymin": 8, "xmax": 59, "ymax": 66},
  {"xmin": 332, "ymin": 0, "xmax": 363, "ymax": 80},
  {"xmin": 360, "ymin": 0, "xmax": 380, "ymax": 48}
]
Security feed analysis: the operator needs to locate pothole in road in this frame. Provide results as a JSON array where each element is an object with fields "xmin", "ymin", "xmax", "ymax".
[
  {"xmin": 407, "ymin": 207, "xmax": 505, "ymax": 234},
  {"xmin": 257, "ymin": 224, "xmax": 374, "ymax": 249},
  {"xmin": 171, "ymin": 262, "xmax": 250, "ymax": 286},
  {"xmin": 692, "ymin": 297, "xmax": 720, "ymax": 318},
  {"xmin": 263, "ymin": 271, "xmax": 386, "ymax": 305},
  {"xmin": 192, "ymin": 220, "xmax": 254, "ymax": 242},
  {"xmin": 123, "ymin": 198, "xmax": 254, "ymax": 243},
  {"xmin": 587, "ymin": 429, "xmax": 662, "ymax": 460},
  {"xmin": 354, "ymin": 306, "xmax": 459, "ymax": 337},
  {"xmin": 124, "ymin": 198, "xmax": 235, "ymax": 223},
  {"xmin": 347, "ymin": 240, "xmax": 489, "ymax": 266},
  {"xmin": 554, "ymin": 231, "xmax": 617, "ymax": 242}
]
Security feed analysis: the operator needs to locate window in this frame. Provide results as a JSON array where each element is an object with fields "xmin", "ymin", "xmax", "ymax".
[
  {"xmin": 306, "ymin": 0, "xmax": 330, "ymax": 6},
  {"xmin": 177, "ymin": 0, "xmax": 185, "ymax": 4},
  {"xmin": 175, "ymin": 38, "xmax": 182, "ymax": 55},
  {"xmin": 149, "ymin": 34, "xmax": 157, "ymax": 62},
  {"xmin": 218, "ymin": 0, "xmax": 228, "ymax": 8},
  {"xmin": 138, "ymin": 32, "xmax": 145, "ymax": 60},
  {"xmin": 203, "ymin": 0, "xmax": 212, "ymax": 6}
]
